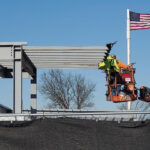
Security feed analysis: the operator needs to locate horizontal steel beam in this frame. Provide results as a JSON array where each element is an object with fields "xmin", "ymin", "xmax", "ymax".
[
  {"xmin": 0, "ymin": 42, "xmax": 27, "ymax": 46},
  {"xmin": 25, "ymin": 51, "xmax": 107, "ymax": 54},
  {"xmin": 26, "ymin": 54, "xmax": 106, "ymax": 57},
  {"xmin": 0, "ymin": 111, "xmax": 147, "ymax": 116},
  {"xmin": 23, "ymin": 109, "xmax": 138, "ymax": 113},
  {"xmin": 28, "ymin": 57, "xmax": 104, "ymax": 60},
  {"xmin": 24, "ymin": 46, "xmax": 107, "ymax": 50},
  {"xmin": 30, "ymin": 58, "xmax": 103, "ymax": 61},
  {"xmin": 30, "ymin": 62, "xmax": 100, "ymax": 64},
  {"xmin": 34, "ymin": 65, "xmax": 99, "ymax": 68},
  {"xmin": 0, "ymin": 110, "xmax": 141, "ymax": 121}
]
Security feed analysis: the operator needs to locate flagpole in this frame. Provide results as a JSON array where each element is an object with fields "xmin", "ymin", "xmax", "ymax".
[{"xmin": 127, "ymin": 8, "xmax": 131, "ymax": 110}]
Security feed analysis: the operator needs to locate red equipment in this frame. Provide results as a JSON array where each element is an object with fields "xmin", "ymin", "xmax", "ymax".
[{"xmin": 106, "ymin": 65, "xmax": 137, "ymax": 103}]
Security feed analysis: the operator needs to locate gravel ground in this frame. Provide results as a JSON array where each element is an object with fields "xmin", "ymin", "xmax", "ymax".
[{"xmin": 0, "ymin": 118, "xmax": 150, "ymax": 150}]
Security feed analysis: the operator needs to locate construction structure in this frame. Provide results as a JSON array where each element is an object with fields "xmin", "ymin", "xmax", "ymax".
[{"xmin": 0, "ymin": 42, "xmax": 111, "ymax": 114}]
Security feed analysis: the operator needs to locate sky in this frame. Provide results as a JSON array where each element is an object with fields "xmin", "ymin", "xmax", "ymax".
[{"xmin": 0, "ymin": 0, "xmax": 150, "ymax": 110}]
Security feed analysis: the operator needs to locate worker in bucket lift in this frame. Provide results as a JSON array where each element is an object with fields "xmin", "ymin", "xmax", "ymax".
[
  {"xmin": 98, "ymin": 54, "xmax": 129, "ymax": 82},
  {"xmin": 99, "ymin": 54, "xmax": 129, "ymax": 96},
  {"xmin": 110, "ymin": 54, "xmax": 132, "ymax": 97},
  {"xmin": 111, "ymin": 54, "xmax": 128, "ymax": 71},
  {"xmin": 110, "ymin": 54, "xmax": 129, "ymax": 95},
  {"xmin": 109, "ymin": 54, "xmax": 129, "ymax": 84},
  {"xmin": 98, "ymin": 54, "xmax": 129, "ymax": 75}
]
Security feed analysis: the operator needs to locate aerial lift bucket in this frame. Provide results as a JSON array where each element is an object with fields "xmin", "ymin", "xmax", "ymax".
[{"xmin": 106, "ymin": 66, "xmax": 137, "ymax": 103}]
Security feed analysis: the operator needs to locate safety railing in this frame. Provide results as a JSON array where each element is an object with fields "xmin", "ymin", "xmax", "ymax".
[{"xmin": 0, "ymin": 110, "xmax": 150, "ymax": 121}]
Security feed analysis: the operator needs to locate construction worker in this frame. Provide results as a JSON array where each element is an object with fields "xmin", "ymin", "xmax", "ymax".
[
  {"xmin": 98, "ymin": 54, "xmax": 129, "ymax": 74},
  {"xmin": 98, "ymin": 55, "xmax": 118, "ymax": 73},
  {"xmin": 99, "ymin": 54, "xmax": 136, "ymax": 99},
  {"xmin": 111, "ymin": 54, "xmax": 129, "ymax": 71},
  {"xmin": 109, "ymin": 54, "xmax": 130, "ymax": 84},
  {"xmin": 110, "ymin": 54, "xmax": 134, "ymax": 97},
  {"xmin": 99, "ymin": 54, "xmax": 129, "ymax": 96}
]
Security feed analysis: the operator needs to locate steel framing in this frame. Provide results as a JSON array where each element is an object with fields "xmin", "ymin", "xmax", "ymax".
[{"xmin": 0, "ymin": 42, "xmax": 110, "ymax": 114}]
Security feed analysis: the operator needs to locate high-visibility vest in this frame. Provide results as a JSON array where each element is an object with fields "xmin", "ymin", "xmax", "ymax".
[
  {"xmin": 117, "ymin": 61, "xmax": 128, "ymax": 69},
  {"xmin": 98, "ymin": 56, "xmax": 120, "ymax": 73}
]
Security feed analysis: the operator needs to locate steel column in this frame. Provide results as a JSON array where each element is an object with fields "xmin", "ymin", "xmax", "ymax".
[
  {"xmin": 13, "ymin": 46, "xmax": 22, "ymax": 113},
  {"xmin": 30, "ymin": 72, "xmax": 37, "ymax": 113}
]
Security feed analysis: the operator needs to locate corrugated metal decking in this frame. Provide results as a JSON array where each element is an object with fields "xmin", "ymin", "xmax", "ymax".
[
  {"xmin": 23, "ymin": 46, "xmax": 108, "ymax": 68},
  {"xmin": 0, "ymin": 45, "xmax": 109, "ymax": 69}
]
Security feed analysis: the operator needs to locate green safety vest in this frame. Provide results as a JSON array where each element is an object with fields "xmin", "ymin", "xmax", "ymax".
[{"xmin": 98, "ymin": 56, "xmax": 120, "ymax": 73}]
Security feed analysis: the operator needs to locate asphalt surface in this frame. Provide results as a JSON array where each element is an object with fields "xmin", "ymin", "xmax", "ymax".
[{"xmin": 0, "ymin": 118, "xmax": 150, "ymax": 150}]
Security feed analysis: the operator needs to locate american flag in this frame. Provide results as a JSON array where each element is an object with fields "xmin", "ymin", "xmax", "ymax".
[{"xmin": 130, "ymin": 11, "xmax": 150, "ymax": 30}]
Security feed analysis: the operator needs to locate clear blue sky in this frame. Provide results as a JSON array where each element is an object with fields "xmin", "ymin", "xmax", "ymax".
[{"xmin": 0, "ymin": 0, "xmax": 150, "ymax": 110}]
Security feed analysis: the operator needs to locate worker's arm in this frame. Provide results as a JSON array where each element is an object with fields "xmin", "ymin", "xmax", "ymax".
[{"xmin": 118, "ymin": 61, "xmax": 128, "ymax": 69}]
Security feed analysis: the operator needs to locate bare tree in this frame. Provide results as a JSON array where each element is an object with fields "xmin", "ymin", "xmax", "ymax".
[{"xmin": 39, "ymin": 69, "xmax": 96, "ymax": 109}]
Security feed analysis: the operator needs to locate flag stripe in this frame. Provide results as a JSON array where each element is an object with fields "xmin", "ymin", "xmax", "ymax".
[{"xmin": 130, "ymin": 11, "xmax": 150, "ymax": 30}]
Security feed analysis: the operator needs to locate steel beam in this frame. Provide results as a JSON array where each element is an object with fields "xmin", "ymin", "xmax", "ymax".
[
  {"xmin": 22, "ymin": 51, "xmax": 36, "ymax": 78},
  {"xmin": 0, "ymin": 42, "xmax": 27, "ymax": 46},
  {"xmin": 0, "ymin": 67, "xmax": 12, "ymax": 78},
  {"xmin": 0, "ymin": 42, "xmax": 111, "ymax": 114},
  {"xmin": 34, "ymin": 64, "xmax": 99, "ymax": 69},
  {"xmin": 30, "ymin": 73, "xmax": 37, "ymax": 113},
  {"xmin": 24, "ymin": 46, "xmax": 107, "ymax": 50},
  {"xmin": 13, "ymin": 46, "xmax": 22, "ymax": 114}
]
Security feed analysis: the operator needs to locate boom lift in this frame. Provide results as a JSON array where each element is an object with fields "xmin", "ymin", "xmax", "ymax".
[
  {"xmin": 100, "ymin": 42, "xmax": 150, "ymax": 103},
  {"xmin": 106, "ymin": 64, "xmax": 137, "ymax": 102},
  {"xmin": 105, "ymin": 65, "xmax": 150, "ymax": 103}
]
